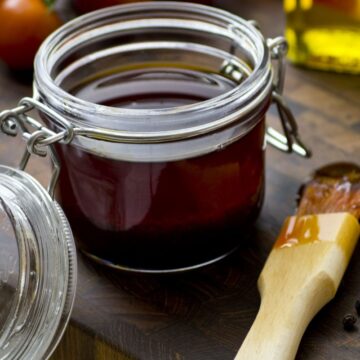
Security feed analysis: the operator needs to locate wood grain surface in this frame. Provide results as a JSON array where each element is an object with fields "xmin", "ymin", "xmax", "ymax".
[{"xmin": 0, "ymin": 0, "xmax": 359, "ymax": 359}]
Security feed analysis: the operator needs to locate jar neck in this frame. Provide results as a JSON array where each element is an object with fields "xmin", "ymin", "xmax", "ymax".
[{"xmin": 34, "ymin": 2, "xmax": 272, "ymax": 141}]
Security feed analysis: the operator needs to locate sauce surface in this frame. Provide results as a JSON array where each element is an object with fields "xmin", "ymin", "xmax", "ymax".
[{"xmin": 275, "ymin": 216, "xmax": 320, "ymax": 249}]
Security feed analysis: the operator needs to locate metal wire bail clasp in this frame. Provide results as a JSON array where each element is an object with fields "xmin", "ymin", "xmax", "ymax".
[
  {"xmin": 0, "ymin": 97, "xmax": 75, "ymax": 199},
  {"xmin": 266, "ymin": 37, "xmax": 311, "ymax": 158}
]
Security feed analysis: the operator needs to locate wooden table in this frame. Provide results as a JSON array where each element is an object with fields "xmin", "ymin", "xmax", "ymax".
[{"xmin": 0, "ymin": 0, "xmax": 359, "ymax": 359}]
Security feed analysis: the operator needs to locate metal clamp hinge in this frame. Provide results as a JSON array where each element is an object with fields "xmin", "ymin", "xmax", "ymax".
[
  {"xmin": 266, "ymin": 36, "xmax": 311, "ymax": 158},
  {"xmin": 0, "ymin": 97, "xmax": 75, "ymax": 198}
]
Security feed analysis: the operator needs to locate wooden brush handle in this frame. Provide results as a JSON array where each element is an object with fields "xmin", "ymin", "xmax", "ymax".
[
  {"xmin": 235, "ymin": 213, "xmax": 360, "ymax": 360},
  {"xmin": 234, "ymin": 273, "xmax": 335, "ymax": 360}
]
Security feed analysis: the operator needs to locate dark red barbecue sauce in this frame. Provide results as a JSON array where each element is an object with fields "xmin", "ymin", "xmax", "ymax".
[{"xmin": 48, "ymin": 67, "xmax": 267, "ymax": 270}]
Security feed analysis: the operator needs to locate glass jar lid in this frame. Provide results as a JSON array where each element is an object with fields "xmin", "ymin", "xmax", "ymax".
[{"xmin": 0, "ymin": 166, "xmax": 77, "ymax": 360}]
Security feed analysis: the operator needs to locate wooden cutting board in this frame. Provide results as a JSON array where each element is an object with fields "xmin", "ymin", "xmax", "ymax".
[{"xmin": 0, "ymin": 0, "xmax": 359, "ymax": 359}]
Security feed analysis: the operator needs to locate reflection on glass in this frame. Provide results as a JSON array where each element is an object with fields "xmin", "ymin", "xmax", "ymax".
[{"xmin": 0, "ymin": 201, "xmax": 18, "ymax": 330}]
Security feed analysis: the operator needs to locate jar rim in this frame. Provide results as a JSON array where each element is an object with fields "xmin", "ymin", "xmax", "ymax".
[{"xmin": 34, "ymin": 2, "xmax": 272, "ymax": 139}]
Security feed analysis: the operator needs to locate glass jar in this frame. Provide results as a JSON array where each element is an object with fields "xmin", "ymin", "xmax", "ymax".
[
  {"xmin": 285, "ymin": 0, "xmax": 360, "ymax": 73},
  {"xmin": 0, "ymin": 166, "xmax": 77, "ymax": 359},
  {"xmin": 0, "ymin": 2, "xmax": 310, "ymax": 273}
]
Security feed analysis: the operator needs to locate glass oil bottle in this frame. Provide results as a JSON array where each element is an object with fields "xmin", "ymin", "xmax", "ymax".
[{"xmin": 285, "ymin": 0, "xmax": 360, "ymax": 73}]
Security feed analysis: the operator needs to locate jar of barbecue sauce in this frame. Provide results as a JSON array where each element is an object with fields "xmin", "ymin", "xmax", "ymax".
[{"xmin": 0, "ymin": 2, "xmax": 310, "ymax": 273}]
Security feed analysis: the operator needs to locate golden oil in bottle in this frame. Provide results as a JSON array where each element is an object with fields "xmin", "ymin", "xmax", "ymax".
[{"xmin": 284, "ymin": 0, "xmax": 360, "ymax": 73}]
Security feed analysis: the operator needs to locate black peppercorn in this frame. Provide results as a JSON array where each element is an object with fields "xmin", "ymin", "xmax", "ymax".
[
  {"xmin": 343, "ymin": 314, "xmax": 357, "ymax": 331},
  {"xmin": 355, "ymin": 300, "xmax": 360, "ymax": 316}
]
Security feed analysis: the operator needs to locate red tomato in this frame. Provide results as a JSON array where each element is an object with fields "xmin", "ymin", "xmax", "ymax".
[{"xmin": 0, "ymin": 0, "xmax": 62, "ymax": 70}]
